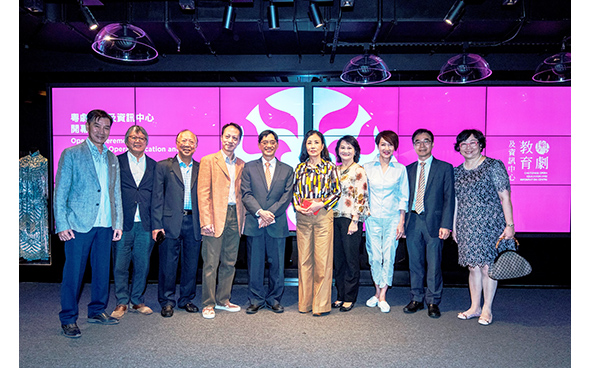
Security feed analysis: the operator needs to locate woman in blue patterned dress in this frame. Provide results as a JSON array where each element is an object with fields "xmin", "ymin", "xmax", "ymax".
[{"xmin": 453, "ymin": 129, "xmax": 516, "ymax": 326}]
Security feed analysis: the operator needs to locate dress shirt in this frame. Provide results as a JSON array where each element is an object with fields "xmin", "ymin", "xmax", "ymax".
[
  {"xmin": 363, "ymin": 155, "xmax": 409, "ymax": 219},
  {"xmin": 176, "ymin": 155, "xmax": 193, "ymax": 210},
  {"xmin": 412, "ymin": 155, "xmax": 433, "ymax": 212},
  {"xmin": 222, "ymin": 151, "xmax": 237, "ymax": 205},
  {"xmin": 255, "ymin": 157, "xmax": 277, "ymax": 217},
  {"xmin": 293, "ymin": 158, "xmax": 341, "ymax": 210},
  {"xmin": 86, "ymin": 138, "xmax": 111, "ymax": 227},
  {"xmin": 127, "ymin": 151, "xmax": 146, "ymax": 222}
]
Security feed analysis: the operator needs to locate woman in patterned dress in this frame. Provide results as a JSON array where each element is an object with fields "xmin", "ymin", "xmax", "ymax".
[
  {"xmin": 293, "ymin": 130, "xmax": 341, "ymax": 316},
  {"xmin": 453, "ymin": 129, "xmax": 516, "ymax": 326},
  {"xmin": 331, "ymin": 135, "xmax": 370, "ymax": 312}
]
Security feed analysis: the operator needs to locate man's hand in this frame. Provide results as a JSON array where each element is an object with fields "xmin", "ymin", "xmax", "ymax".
[
  {"xmin": 112, "ymin": 229, "xmax": 123, "ymax": 241},
  {"xmin": 201, "ymin": 224, "xmax": 215, "ymax": 236},
  {"xmin": 439, "ymin": 228, "xmax": 451, "ymax": 240}
]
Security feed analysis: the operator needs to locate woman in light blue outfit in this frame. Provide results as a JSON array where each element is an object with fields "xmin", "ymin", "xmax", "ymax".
[{"xmin": 363, "ymin": 130, "xmax": 409, "ymax": 313}]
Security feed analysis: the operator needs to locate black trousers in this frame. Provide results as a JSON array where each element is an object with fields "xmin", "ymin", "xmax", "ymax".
[{"xmin": 333, "ymin": 217, "xmax": 363, "ymax": 303}]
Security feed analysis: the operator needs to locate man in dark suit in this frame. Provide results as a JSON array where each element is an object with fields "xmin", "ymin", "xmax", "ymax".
[
  {"xmin": 111, "ymin": 125, "xmax": 157, "ymax": 319},
  {"xmin": 404, "ymin": 128, "xmax": 455, "ymax": 318},
  {"xmin": 241, "ymin": 130, "xmax": 294, "ymax": 314},
  {"xmin": 151, "ymin": 130, "xmax": 202, "ymax": 318}
]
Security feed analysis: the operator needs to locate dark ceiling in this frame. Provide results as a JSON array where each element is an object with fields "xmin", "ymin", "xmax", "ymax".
[{"xmin": 20, "ymin": 0, "xmax": 571, "ymax": 83}]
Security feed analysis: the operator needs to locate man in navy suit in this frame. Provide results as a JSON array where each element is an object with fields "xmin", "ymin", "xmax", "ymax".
[
  {"xmin": 151, "ymin": 130, "xmax": 202, "ymax": 318},
  {"xmin": 241, "ymin": 130, "xmax": 294, "ymax": 314},
  {"xmin": 110, "ymin": 125, "xmax": 157, "ymax": 319},
  {"xmin": 54, "ymin": 109, "xmax": 123, "ymax": 338},
  {"xmin": 403, "ymin": 129, "xmax": 455, "ymax": 318}
]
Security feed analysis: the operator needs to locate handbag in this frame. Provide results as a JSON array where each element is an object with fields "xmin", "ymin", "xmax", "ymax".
[{"xmin": 488, "ymin": 237, "xmax": 532, "ymax": 280}]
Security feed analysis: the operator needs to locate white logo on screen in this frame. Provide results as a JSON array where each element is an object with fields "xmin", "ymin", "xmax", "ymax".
[{"xmin": 535, "ymin": 140, "xmax": 550, "ymax": 155}]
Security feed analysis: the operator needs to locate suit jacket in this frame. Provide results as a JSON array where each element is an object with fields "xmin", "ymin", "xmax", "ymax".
[
  {"xmin": 405, "ymin": 157, "xmax": 455, "ymax": 238},
  {"xmin": 241, "ymin": 158, "xmax": 294, "ymax": 238},
  {"xmin": 118, "ymin": 152, "xmax": 157, "ymax": 232},
  {"xmin": 197, "ymin": 151, "xmax": 245, "ymax": 238},
  {"xmin": 54, "ymin": 140, "xmax": 123, "ymax": 233},
  {"xmin": 151, "ymin": 156, "xmax": 201, "ymax": 240}
]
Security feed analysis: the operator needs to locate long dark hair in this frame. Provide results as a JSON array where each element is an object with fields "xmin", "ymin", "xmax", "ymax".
[
  {"xmin": 299, "ymin": 130, "xmax": 331, "ymax": 162},
  {"xmin": 335, "ymin": 135, "xmax": 361, "ymax": 163}
]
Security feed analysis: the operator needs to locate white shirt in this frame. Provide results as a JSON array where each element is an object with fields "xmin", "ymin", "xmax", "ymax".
[
  {"xmin": 127, "ymin": 151, "xmax": 146, "ymax": 222},
  {"xmin": 222, "ymin": 151, "xmax": 237, "ymax": 205},
  {"xmin": 362, "ymin": 155, "xmax": 409, "ymax": 219},
  {"xmin": 412, "ymin": 155, "xmax": 433, "ymax": 212},
  {"xmin": 176, "ymin": 155, "xmax": 193, "ymax": 210}
]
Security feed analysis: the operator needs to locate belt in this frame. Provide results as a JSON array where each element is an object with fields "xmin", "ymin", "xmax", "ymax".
[
  {"xmin": 183, "ymin": 210, "xmax": 192, "ymax": 216},
  {"xmin": 412, "ymin": 210, "xmax": 424, "ymax": 215}
]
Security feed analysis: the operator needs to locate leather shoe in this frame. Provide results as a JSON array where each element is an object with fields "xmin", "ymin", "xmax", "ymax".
[
  {"xmin": 403, "ymin": 301, "xmax": 425, "ymax": 314},
  {"xmin": 180, "ymin": 303, "xmax": 199, "ymax": 313},
  {"xmin": 161, "ymin": 305, "xmax": 174, "ymax": 318},
  {"xmin": 88, "ymin": 312, "xmax": 119, "ymax": 325},
  {"xmin": 428, "ymin": 304, "xmax": 441, "ymax": 318},
  {"xmin": 246, "ymin": 304, "xmax": 264, "ymax": 314},
  {"xmin": 339, "ymin": 302, "xmax": 354, "ymax": 312},
  {"xmin": 331, "ymin": 301, "xmax": 344, "ymax": 308},
  {"xmin": 270, "ymin": 303, "xmax": 284, "ymax": 313},
  {"xmin": 61, "ymin": 323, "xmax": 81, "ymax": 338}
]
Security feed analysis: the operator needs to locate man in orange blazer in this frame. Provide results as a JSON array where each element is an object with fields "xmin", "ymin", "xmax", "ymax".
[{"xmin": 198, "ymin": 122, "xmax": 246, "ymax": 319}]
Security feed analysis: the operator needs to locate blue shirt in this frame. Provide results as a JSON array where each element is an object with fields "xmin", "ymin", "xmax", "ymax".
[
  {"xmin": 363, "ymin": 155, "xmax": 409, "ymax": 219},
  {"xmin": 176, "ymin": 155, "xmax": 193, "ymax": 210},
  {"xmin": 86, "ymin": 138, "xmax": 111, "ymax": 227}
]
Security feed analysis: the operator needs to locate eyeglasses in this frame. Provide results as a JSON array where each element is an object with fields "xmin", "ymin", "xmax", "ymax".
[
  {"xmin": 260, "ymin": 140, "xmax": 277, "ymax": 146},
  {"xmin": 459, "ymin": 141, "xmax": 479, "ymax": 149},
  {"xmin": 177, "ymin": 139, "xmax": 196, "ymax": 146},
  {"xmin": 129, "ymin": 136, "xmax": 147, "ymax": 142},
  {"xmin": 413, "ymin": 139, "xmax": 432, "ymax": 146}
]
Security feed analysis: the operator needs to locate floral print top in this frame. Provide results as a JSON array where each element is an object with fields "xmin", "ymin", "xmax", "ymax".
[{"xmin": 333, "ymin": 163, "xmax": 370, "ymax": 222}]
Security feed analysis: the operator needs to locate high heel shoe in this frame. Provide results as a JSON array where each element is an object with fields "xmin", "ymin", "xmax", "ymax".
[
  {"xmin": 339, "ymin": 302, "xmax": 354, "ymax": 312},
  {"xmin": 331, "ymin": 301, "xmax": 344, "ymax": 308}
]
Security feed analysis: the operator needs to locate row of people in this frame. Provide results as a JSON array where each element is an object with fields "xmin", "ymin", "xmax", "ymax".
[{"xmin": 54, "ymin": 109, "xmax": 515, "ymax": 338}]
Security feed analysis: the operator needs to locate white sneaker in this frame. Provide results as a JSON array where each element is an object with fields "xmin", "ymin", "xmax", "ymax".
[
  {"xmin": 378, "ymin": 300, "xmax": 390, "ymax": 313},
  {"xmin": 366, "ymin": 296, "xmax": 379, "ymax": 307},
  {"xmin": 215, "ymin": 302, "xmax": 241, "ymax": 312}
]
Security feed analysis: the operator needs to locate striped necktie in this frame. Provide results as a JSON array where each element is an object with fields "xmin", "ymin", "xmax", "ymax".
[
  {"xmin": 415, "ymin": 162, "xmax": 426, "ymax": 214},
  {"xmin": 265, "ymin": 162, "xmax": 272, "ymax": 190}
]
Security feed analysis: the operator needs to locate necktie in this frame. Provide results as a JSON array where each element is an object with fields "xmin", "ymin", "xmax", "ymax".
[
  {"xmin": 265, "ymin": 162, "xmax": 272, "ymax": 190},
  {"xmin": 415, "ymin": 162, "xmax": 426, "ymax": 214}
]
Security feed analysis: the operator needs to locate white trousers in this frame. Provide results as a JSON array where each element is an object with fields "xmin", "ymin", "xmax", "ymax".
[{"xmin": 365, "ymin": 217, "xmax": 399, "ymax": 288}]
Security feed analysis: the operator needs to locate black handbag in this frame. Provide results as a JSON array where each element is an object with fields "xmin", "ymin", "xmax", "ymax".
[{"xmin": 488, "ymin": 237, "xmax": 532, "ymax": 280}]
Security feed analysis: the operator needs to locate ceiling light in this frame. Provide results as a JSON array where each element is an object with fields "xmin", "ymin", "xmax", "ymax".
[
  {"xmin": 437, "ymin": 53, "xmax": 492, "ymax": 84},
  {"xmin": 268, "ymin": 2, "xmax": 279, "ymax": 30},
  {"xmin": 91, "ymin": 23, "xmax": 158, "ymax": 62},
  {"xmin": 444, "ymin": 0, "xmax": 466, "ymax": 26},
  {"xmin": 24, "ymin": 0, "xmax": 44, "ymax": 13},
  {"xmin": 502, "ymin": 0, "xmax": 519, "ymax": 5},
  {"xmin": 179, "ymin": 0, "xmax": 195, "ymax": 10},
  {"xmin": 341, "ymin": 0, "xmax": 354, "ymax": 7},
  {"xmin": 340, "ymin": 53, "xmax": 391, "ymax": 85},
  {"xmin": 80, "ymin": 4, "xmax": 99, "ymax": 30},
  {"xmin": 532, "ymin": 52, "xmax": 571, "ymax": 83},
  {"xmin": 223, "ymin": 3, "xmax": 236, "ymax": 30},
  {"xmin": 308, "ymin": 3, "xmax": 325, "ymax": 28}
]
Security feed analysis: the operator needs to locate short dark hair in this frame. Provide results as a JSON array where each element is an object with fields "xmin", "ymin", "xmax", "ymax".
[
  {"xmin": 258, "ymin": 129, "xmax": 278, "ymax": 143},
  {"xmin": 412, "ymin": 128, "xmax": 434, "ymax": 143},
  {"xmin": 335, "ymin": 135, "xmax": 361, "ymax": 163},
  {"xmin": 375, "ymin": 130, "xmax": 399, "ymax": 151},
  {"xmin": 222, "ymin": 122, "xmax": 243, "ymax": 139},
  {"xmin": 86, "ymin": 109, "xmax": 113, "ymax": 127},
  {"xmin": 454, "ymin": 129, "xmax": 486, "ymax": 152},
  {"xmin": 299, "ymin": 130, "xmax": 331, "ymax": 162}
]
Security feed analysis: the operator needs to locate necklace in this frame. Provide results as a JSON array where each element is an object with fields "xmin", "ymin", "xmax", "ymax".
[{"xmin": 340, "ymin": 162, "xmax": 355, "ymax": 175}]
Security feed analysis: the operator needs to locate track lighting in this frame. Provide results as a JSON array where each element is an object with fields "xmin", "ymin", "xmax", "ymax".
[
  {"xmin": 268, "ymin": 2, "xmax": 279, "ymax": 30},
  {"xmin": 444, "ymin": 0, "xmax": 465, "ymax": 26},
  {"xmin": 79, "ymin": 3, "xmax": 99, "ymax": 31},
  {"xmin": 308, "ymin": 2, "xmax": 325, "ymax": 28},
  {"xmin": 223, "ymin": 2, "xmax": 236, "ymax": 31}
]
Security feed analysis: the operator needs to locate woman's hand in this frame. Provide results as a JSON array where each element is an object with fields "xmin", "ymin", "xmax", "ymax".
[
  {"xmin": 500, "ymin": 225, "xmax": 515, "ymax": 240},
  {"xmin": 396, "ymin": 221, "xmax": 405, "ymax": 240},
  {"xmin": 347, "ymin": 220, "xmax": 358, "ymax": 235}
]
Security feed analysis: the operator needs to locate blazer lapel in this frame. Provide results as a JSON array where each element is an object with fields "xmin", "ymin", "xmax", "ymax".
[{"xmin": 215, "ymin": 152, "xmax": 230, "ymax": 179}]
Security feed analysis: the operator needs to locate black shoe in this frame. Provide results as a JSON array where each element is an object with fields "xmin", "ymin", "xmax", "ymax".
[
  {"xmin": 331, "ymin": 301, "xmax": 344, "ymax": 308},
  {"xmin": 61, "ymin": 323, "xmax": 81, "ymax": 338},
  {"xmin": 428, "ymin": 304, "xmax": 441, "ymax": 318},
  {"xmin": 88, "ymin": 312, "xmax": 119, "ymax": 325},
  {"xmin": 270, "ymin": 303, "xmax": 284, "ymax": 314},
  {"xmin": 403, "ymin": 301, "xmax": 425, "ymax": 314},
  {"xmin": 161, "ymin": 305, "xmax": 174, "ymax": 317},
  {"xmin": 246, "ymin": 304, "xmax": 264, "ymax": 314},
  {"xmin": 339, "ymin": 302, "xmax": 355, "ymax": 312},
  {"xmin": 180, "ymin": 303, "xmax": 199, "ymax": 313}
]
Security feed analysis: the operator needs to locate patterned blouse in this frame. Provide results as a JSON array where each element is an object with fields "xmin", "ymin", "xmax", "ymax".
[
  {"xmin": 333, "ymin": 163, "xmax": 370, "ymax": 222},
  {"xmin": 293, "ymin": 158, "xmax": 341, "ymax": 210}
]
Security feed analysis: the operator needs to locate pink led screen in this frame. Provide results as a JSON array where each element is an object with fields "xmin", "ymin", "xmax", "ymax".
[{"xmin": 313, "ymin": 86, "xmax": 570, "ymax": 233}]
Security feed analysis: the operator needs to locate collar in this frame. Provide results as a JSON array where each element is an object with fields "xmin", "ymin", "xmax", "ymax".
[
  {"xmin": 262, "ymin": 157, "xmax": 277, "ymax": 166},
  {"xmin": 85, "ymin": 138, "xmax": 108, "ymax": 156},
  {"xmin": 127, "ymin": 150, "xmax": 145, "ymax": 164},
  {"xmin": 221, "ymin": 150, "xmax": 237, "ymax": 164},
  {"xmin": 176, "ymin": 155, "xmax": 193, "ymax": 168}
]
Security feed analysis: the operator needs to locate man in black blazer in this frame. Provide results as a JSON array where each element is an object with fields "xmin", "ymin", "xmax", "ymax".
[
  {"xmin": 404, "ymin": 129, "xmax": 455, "ymax": 318},
  {"xmin": 111, "ymin": 126, "xmax": 157, "ymax": 319},
  {"xmin": 152, "ymin": 130, "xmax": 202, "ymax": 318},
  {"xmin": 241, "ymin": 130, "xmax": 294, "ymax": 314}
]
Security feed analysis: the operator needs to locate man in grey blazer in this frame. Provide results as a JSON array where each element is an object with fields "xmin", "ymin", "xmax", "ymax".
[
  {"xmin": 241, "ymin": 130, "xmax": 294, "ymax": 314},
  {"xmin": 54, "ymin": 109, "xmax": 123, "ymax": 338},
  {"xmin": 404, "ymin": 128, "xmax": 455, "ymax": 318},
  {"xmin": 151, "ymin": 130, "xmax": 202, "ymax": 318}
]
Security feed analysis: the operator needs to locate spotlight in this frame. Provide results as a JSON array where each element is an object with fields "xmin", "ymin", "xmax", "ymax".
[
  {"xmin": 179, "ymin": 0, "xmax": 195, "ymax": 10},
  {"xmin": 308, "ymin": 2, "xmax": 324, "ymax": 28},
  {"xmin": 341, "ymin": 0, "xmax": 354, "ymax": 7},
  {"xmin": 502, "ymin": 0, "xmax": 519, "ymax": 5},
  {"xmin": 24, "ymin": 0, "xmax": 44, "ymax": 13},
  {"xmin": 80, "ymin": 4, "xmax": 99, "ymax": 31},
  {"xmin": 444, "ymin": 0, "xmax": 465, "ymax": 26},
  {"xmin": 268, "ymin": 2, "xmax": 280, "ymax": 30},
  {"xmin": 223, "ymin": 2, "xmax": 236, "ymax": 31}
]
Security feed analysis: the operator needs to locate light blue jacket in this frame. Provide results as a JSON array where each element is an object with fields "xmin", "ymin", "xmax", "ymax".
[{"xmin": 54, "ymin": 140, "xmax": 123, "ymax": 233}]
